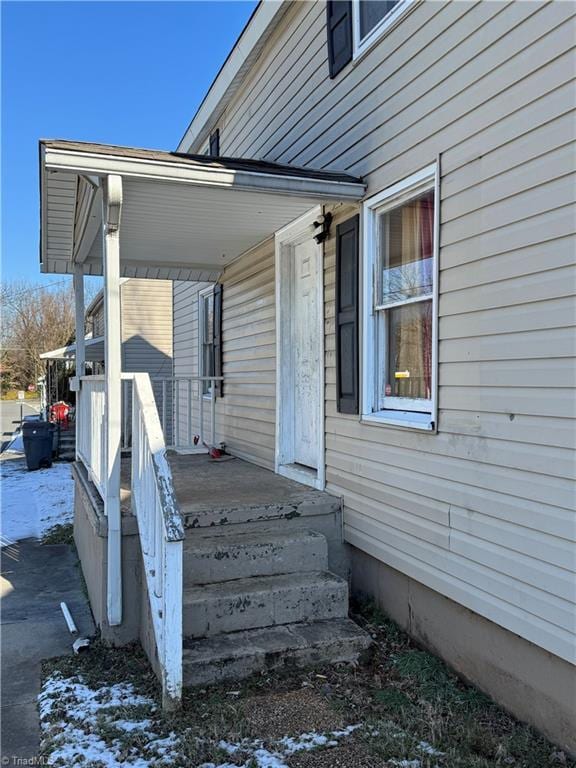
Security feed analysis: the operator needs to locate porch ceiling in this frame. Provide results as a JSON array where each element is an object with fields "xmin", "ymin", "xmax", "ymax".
[{"xmin": 40, "ymin": 140, "xmax": 366, "ymax": 281}]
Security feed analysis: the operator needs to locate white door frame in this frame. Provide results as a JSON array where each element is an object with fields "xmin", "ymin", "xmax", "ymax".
[{"xmin": 275, "ymin": 206, "xmax": 325, "ymax": 491}]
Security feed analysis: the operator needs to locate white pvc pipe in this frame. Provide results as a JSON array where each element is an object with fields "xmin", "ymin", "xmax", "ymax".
[{"xmin": 60, "ymin": 601, "xmax": 78, "ymax": 634}]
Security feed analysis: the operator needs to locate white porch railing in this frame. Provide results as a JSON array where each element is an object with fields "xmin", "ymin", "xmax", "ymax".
[
  {"xmin": 77, "ymin": 375, "xmax": 106, "ymax": 497},
  {"xmin": 130, "ymin": 372, "xmax": 185, "ymax": 709},
  {"xmin": 121, "ymin": 376, "xmax": 222, "ymax": 452},
  {"xmin": 77, "ymin": 372, "xmax": 186, "ymax": 708}
]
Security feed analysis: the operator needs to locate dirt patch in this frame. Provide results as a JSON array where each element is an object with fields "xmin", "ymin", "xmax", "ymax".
[
  {"xmin": 242, "ymin": 687, "xmax": 345, "ymax": 739},
  {"xmin": 287, "ymin": 738, "xmax": 388, "ymax": 767}
]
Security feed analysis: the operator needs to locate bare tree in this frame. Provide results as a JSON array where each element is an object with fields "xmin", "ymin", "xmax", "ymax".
[{"xmin": 1, "ymin": 281, "xmax": 78, "ymax": 390}]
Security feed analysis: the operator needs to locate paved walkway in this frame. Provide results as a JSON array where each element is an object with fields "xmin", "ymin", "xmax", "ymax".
[{"xmin": 1, "ymin": 538, "xmax": 94, "ymax": 763}]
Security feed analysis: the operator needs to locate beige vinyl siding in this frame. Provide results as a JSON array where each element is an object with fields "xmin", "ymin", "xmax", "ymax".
[
  {"xmin": 172, "ymin": 241, "xmax": 276, "ymax": 466},
  {"xmin": 90, "ymin": 304, "xmax": 105, "ymax": 337},
  {"xmin": 219, "ymin": 238, "xmax": 276, "ymax": 469},
  {"xmin": 191, "ymin": 0, "xmax": 576, "ymax": 664},
  {"xmin": 172, "ymin": 280, "xmax": 213, "ymax": 445},
  {"xmin": 121, "ymin": 279, "xmax": 174, "ymax": 440},
  {"xmin": 121, "ymin": 279, "xmax": 173, "ymax": 376}
]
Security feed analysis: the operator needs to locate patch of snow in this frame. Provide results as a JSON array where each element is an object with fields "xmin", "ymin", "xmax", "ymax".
[
  {"xmin": 4, "ymin": 433, "xmax": 24, "ymax": 453},
  {"xmin": 114, "ymin": 719, "xmax": 155, "ymax": 734},
  {"xmin": 390, "ymin": 761, "xmax": 421, "ymax": 768},
  {"xmin": 40, "ymin": 671, "xmax": 366, "ymax": 768},
  {"xmin": 418, "ymin": 740, "xmax": 444, "ymax": 756},
  {"xmin": 0, "ymin": 458, "xmax": 74, "ymax": 544},
  {"xmin": 39, "ymin": 673, "xmax": 170, "ymax": 767}
]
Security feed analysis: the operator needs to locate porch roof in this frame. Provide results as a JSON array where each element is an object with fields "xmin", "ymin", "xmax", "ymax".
[
  {"xmin": 40, "ymin": 335, "xmax": 104, "ymax": 362},
  {"xmin": 40, "ymin": 139, "xmax": 366, "ymax": 281}
]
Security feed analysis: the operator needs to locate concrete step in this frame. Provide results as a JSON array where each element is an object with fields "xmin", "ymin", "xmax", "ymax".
[
  {"xmin": 183, "ymin": 571, "xmax": 348, "ymax": 638},
  {"xmin": 183, "ymin": 529, "xmax": 328, "ymax": 587},
  {"xmin": 181, "ymin": 492, "xmax": 340, "ymax": 531},
  {"xmin": 183, "ymin": 618, "xmax": 372, "ymax": 687}
]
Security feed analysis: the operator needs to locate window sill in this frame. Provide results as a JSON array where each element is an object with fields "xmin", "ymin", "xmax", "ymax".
[{"xmin": 361, "ymin": 410, "xmax": 435, "ymax": 432}]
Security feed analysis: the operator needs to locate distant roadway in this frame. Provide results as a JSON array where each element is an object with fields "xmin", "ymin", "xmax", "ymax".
[{"xmin": 1, "ymin": 400, "xmax": 41, "ymax": 451}]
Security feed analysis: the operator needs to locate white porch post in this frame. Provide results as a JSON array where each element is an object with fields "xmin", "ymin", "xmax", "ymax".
[
  {"xmin": 73, "ymin": 265, "xmax": 86, "ymax": 379},
  {"xmin": 103, "ymin": 174, "xmax": 123, "ymax": 627},
  {"xmin": 72, "ymin": 265, "xmax": 85, "ymax": 460}
]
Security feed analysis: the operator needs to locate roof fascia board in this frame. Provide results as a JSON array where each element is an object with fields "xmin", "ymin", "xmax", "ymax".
[
  {"xmin": 43, "ymin": 147, "xmax": 365, "ymax": 200},
  {"xmin": 40, "ymin": 335, "xmax": 105, "ymax": 360},
  {"xmin": 177, "ymin": 0, "xmax": 288, "ymax": 154}
]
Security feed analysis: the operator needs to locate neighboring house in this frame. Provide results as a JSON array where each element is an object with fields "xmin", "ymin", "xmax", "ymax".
[
  {"xmin": 42, "ymin": 278, "xmax": 173, "ymax": 378},
  {"xmin": 38, "ymin": 0, "xmax": 575, "ymax": 751}
]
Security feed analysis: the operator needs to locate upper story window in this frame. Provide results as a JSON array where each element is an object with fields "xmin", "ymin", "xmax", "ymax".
[
  {"xmin": 327, "ymin": 0, "xmax": 413, "ymax": 79},
  {"xmin": 362, "ymin": 164, "xmax": 438, "ymax": 431},
  {"xmin": 352, "ymin": 0, "xmax": 412, "ymax": 59}
]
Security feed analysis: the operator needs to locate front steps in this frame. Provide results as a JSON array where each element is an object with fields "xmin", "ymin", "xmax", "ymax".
[
  {"xmin": 184, "ymin": 570, "xmax": 349, "ymax": 638},
  {"xmin": 183, "ymin": 528, "xmax": 328, "ymax": 586},
  {"xmin": 182, "ymin": 520, "xmax": 371, "ymax": 687},
  {"xmin": 183, "ymin": 618, "xmax": 371, "ymax": 687},
  {"xmin": 57, "ymin": 425, "xmax": 76, "ymax": 462}
]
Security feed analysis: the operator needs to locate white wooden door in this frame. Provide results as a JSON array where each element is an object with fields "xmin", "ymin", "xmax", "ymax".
[{"xmin": 291, "ymin": 239, "xmax": 320, "ymax": 469}]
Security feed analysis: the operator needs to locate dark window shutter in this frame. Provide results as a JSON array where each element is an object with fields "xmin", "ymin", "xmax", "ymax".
[
  {"xmin": 209, "ymin": 129, "xmax": 220, "ymax": 157},
  {"xmin": 213, "ymin": 283, "xmax": 223, "ymax": 396},
  {"xmin": 336, "ymin": 215, "xmax": 359, "ymax": 414},
  {"xmin": 327, "ymin": 1, "xmax": 353, "ymax": 78}
]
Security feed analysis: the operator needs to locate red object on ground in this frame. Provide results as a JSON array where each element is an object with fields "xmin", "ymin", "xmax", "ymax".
[{"xmin": 50, "ymin": 402, "xmax": 70, "ymax": 427}]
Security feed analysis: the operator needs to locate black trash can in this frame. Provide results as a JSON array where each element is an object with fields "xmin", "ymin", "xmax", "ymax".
[{"xmin": 22, "ymin": 421, "xmax": 55, "ymax": 471}]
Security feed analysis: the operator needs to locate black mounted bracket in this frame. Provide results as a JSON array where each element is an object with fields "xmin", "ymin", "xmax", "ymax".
[{"xmin": 313, "ymin": 212, "xmax": 333, "ymax": 244}]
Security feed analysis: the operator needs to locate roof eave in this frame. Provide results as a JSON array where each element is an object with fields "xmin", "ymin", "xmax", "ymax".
[
  {"xmin": 41, "ymin": 143, "xmax": 365, "ymax": 201},
  {"xmin": 176, "ymin": 0, "xmax": 288, "ymax": 154}
]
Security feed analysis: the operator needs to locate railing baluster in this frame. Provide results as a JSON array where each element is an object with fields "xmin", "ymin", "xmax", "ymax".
[
  {"xmin": 175, "ymin": 379, "xmax": 180, "ymax": 450},
  {"xmin": 162, "ymin": 380, "xmax": 167, "ymax": 437},
  {"xmin": 199, "ymin": 383, "xmax": 204, "ymax": 448},
  {"xmin": 211, "ymin": 382, "xmax": 216, "ymax": 448},
  {"xmin": 188, "ymin": 378, "xmax": 192, "ymax": 448}
]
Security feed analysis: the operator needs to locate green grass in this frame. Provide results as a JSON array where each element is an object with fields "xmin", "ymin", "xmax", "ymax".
[
  {"xmin": 41, "ymin": 523, "xmax": 74, "ymax": 545},
  {"xmin": 1, "ymin": 389, "xmax": 39, "ymax": 400}
]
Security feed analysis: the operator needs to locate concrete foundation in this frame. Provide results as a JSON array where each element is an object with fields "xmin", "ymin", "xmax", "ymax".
[
  {"xmin": 72, "ymin": 462, "xmax": 142, "ymax": 646},
  {"xmin": 350, "ymin": 546, "xmax": 576, "ymax": 755}
]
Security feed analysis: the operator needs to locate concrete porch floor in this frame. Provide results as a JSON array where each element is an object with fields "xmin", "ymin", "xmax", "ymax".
[{"xmin": 120, "ymin": 453, "xmax": 337, "ymax": 520}]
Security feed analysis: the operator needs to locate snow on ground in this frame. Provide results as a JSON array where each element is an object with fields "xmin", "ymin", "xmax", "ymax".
[
  {"xmin": 39, "ymin": 672, "xmax": 366, "ymax": 768},
  {"xmin": 0, "ymin": 457, "xmax": 74, "ymax": 544}
]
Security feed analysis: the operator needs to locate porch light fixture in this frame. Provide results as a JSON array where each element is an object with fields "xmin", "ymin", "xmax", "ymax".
[{"xmin": 313, "ymin": 212, "xmax": 332, "ymax": 243}]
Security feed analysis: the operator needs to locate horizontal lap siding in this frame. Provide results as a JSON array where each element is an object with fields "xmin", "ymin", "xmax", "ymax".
[
  {"xmin": 172, "ymin": 280, "xmax": 214, "ymax": 445},
  {"xmin": 218, "ymin": 239, "xmax": 276, "ymax": 468},
  {"xmin": 90, "ymin": 305, "xmax": 105, "ymax": 337},
  {"xmin": 173, "ymin": 248, "xmax": 277, "ymax": 466},
  {"xmin": 202, "ymin": 1, "xmax": 575, "ymax": 662},
  {"xmin": 121, "ymin": 278, "xmax": 174, "ymax": 441},
  {"xmin": 121, "ymin": 280, "xmax": 173, "ymax": 376}
]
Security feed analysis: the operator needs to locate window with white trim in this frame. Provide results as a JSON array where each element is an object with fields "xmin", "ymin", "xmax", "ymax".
[
  {"xmin": 198, "ymin": 287, "xmax": 215, "ymax": 396},
  {"xmin": 352, "ymin": 0, "xmax": 413, "ymax": 59},
  {"xmin": 362, "ymin": 164, "xmax": 438, "ymax": 430}
]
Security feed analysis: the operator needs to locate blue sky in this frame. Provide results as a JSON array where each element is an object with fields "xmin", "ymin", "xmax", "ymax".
[{"xmin": 1, "ymin": 0, "xmax": 257, "ymax": 285}]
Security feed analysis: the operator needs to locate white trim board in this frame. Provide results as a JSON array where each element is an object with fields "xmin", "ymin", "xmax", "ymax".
[
  {"xmin": 360, "ymin": 162, "xmax": 439, "ymax": 432},
  {"xmin": 275, "ymin": 206, "xmax": 326, "ymax": 491}
]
